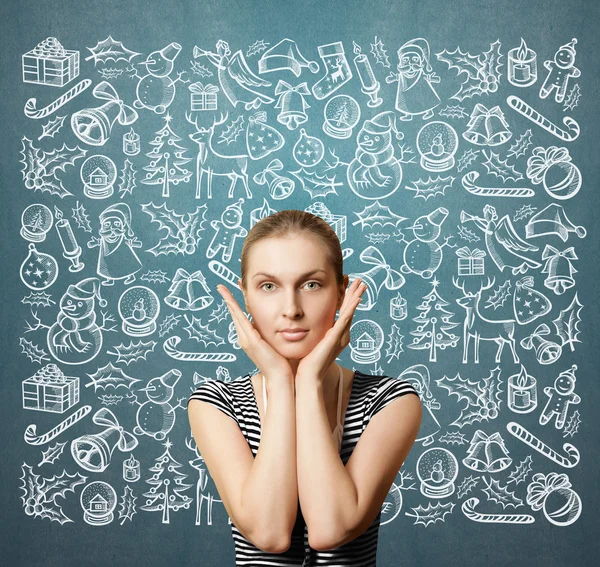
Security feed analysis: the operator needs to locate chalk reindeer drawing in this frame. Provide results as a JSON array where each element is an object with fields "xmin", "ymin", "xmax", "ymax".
[
  {"xmin": 186, "ymin": 435, "xmax": 229, "ymax": 527},
  {"xmin": 186, "ymin": 111, "xmax": 251, "ymax": 200},
  {"xmin": 453, "ymin": 276, "xmax": 520, "ymax": 364}
]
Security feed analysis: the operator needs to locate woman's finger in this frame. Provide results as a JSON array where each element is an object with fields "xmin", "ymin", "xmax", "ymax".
[{"xmin": 217, "ymin": 285, "xmax": 252, "ymax": 343}]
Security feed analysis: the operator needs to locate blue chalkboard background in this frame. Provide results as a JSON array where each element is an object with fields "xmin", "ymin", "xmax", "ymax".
[{"xmin": 1, "ymin": 0, "xmax": 599, "ymax": 565}]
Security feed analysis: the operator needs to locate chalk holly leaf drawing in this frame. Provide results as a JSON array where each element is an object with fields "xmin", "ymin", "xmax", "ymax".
[
  {"xmin": 71, "ymin": 201, "xmax": 92, "ymax": 233},
  {"xmin": 370, "ymin": 36, "xmax": 390, "ymax": 67},
  {"xmin": 436, "ymin": 40, "xmax": 503, "ymax": 101},
  {"xmin": 246, "ymin": 39, "xmax": 270, "ymax": 57},
  {"xmin": 507, "ymin": 455, "xmax": 533, "ymax": 485},
  {"xmin": 86, "ymin": 362, "xmax": 142, "ymax": 391},
  {"xmin": 118, "ymin": 159, "xmax": 137, "ymax": 198},
  {"xmin": 20, "ymin": 463, "xmax": 87, "ymax": 524},
  {"xmin": 406, "ymin": 175, "xmax": 455, "ymax": 200},
  {"xmin": 481, "ymin": 476, "xmax": 523, "ymax": 509},
  {"xmin": 482, "ymin": 150, "xmax": 523, "ymax": 182},
  {"xmin": 457, "ymin": 475, "xmax": 481, "ymax": 499},
  {"xmin": 140, "ymin": 270, "xmax": 170, "ymax": 284},
  {"xmin": 20, "ymin": 137, "xmax": 87, "ymax": 198},
  {"xmin": 184, "ymin": 315, "xmax": 225, "ymax": 347},
  {"xmin": 22, "ymin": 291, "xmax": 55, "ymax": 308},
  {"xmin": 141, "ymin": 202, "xmax": 207, "ymax": 256},
  {"xmin": 289, "ymin": 168, "xmax": 342, "ymax": 199},
  {"xmin": 107, "ymin": 340, "xmax": 157, "ymax": 365},
  {"xmin": 552, "ymin": 292, "xmax": 583, "ymax": 352},
  {"xmin": 457, "ymin": 149, "xmax": 480, "ymax": 172},
  {"xmin": 39, "ymin": 441, "xmax": 67, "ymax": 467},
  {"xmin": 352, "ymin": 201, "xmax": 408, "ymax": 229},
  {"xmin": 158, "ymin": 314, "xmax": 182, "ymax": 337},
  {"xmin": 405, "ymin": 501, "xmax": 455, "ymax": 527},
  {"xmin": 483, "ymin": 279, "xmax": 512, "ymax": 310},
  {"xmin": 118, "ymin": 485, "xmax": 138, "ymax": 524},
  {"xmin": 438, "ymin": 105, "xmax": 468, "ymax": 119},
  {"xmin": 85, "ymin": 36, "xmax": 141, "ymax": 65},
  {"xmin": 507, "ymin": 129, "xmax": 533, "ymax": 160},
  {"xmin": 38, "ymin": 115, "xmax": 66, "ymax": 141},
  {"xmin": 19, "ymin": 337, "xmax": 50, "ymax": 364},
  {"xmin": 384, "ymin": 323, "xmax": 404, "ymax": 363},
  {"xmin": 216, "ymin": 115, "xmax": 245, "ymax": 146},
  {"xmin": 435, "ymin": 366, "xmax": 503, "ymax": 428}
]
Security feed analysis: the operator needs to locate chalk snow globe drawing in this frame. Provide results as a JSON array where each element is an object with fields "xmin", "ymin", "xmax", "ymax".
[
  {"xmin": 118, "ymin": 286, "xmax": 160, "ymax": 337},
  {"xmin": 323, "ymin": 94, "xmax": 361, "ymax": 139},
  {"xmin": 80, "ymin": 154, "xmax": 117, "ymax": 199},
  {"xmin": 20, "ymin": 204, "xmax": 53, "ymax": 242},
  {"xmin": 416, "ymin": 121, "xmax": 458, "ymax": 172},
  {"xmin": 416, "ymin": 447, "xmax": 459, "ymax": 498},
  {"xmin": 79, "ymin": 481, "xmax": 117, "ymax": 526}
]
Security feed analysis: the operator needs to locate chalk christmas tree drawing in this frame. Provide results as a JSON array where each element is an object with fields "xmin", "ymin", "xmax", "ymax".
[
  {"xmin": 408, "ymin": 278, "xmax": 460, "ymax": 362},
  {"xmin": 140, "ymin": 438, "xmax": 193, "ymax": 524},
  {"xmin": 141, "ymin": 113, "xmax": 193, "ymax": 198}
]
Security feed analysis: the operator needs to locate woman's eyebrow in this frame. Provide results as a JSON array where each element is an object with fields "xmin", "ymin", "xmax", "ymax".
[{"xmin": 252, "ymin": 269, "xmax": 328, "ymax": 281}]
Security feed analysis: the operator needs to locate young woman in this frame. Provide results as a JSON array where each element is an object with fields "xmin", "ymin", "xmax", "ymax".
[{"xmin": 188, "ymin": 209, "xmax": 422, "ymax": 566}]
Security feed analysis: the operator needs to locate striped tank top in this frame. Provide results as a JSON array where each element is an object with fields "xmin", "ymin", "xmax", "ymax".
[{"xmin": 188, "ymin": 369, "xmax": 419, "ymax": 566}]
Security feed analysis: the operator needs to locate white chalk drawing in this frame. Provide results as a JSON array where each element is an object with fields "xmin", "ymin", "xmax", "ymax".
[{"xmin": 13, "ymin": 33, "xmax": 590, "ymax": 535}]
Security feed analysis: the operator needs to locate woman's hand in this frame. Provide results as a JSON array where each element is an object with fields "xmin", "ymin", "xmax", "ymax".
[
  {"xmin": 296, "ymin": 277, "xmax": 367, "ymax": 385},
  {"xmin": 216, "ymin": 284, "xmax": 294, "ymax": 384}
]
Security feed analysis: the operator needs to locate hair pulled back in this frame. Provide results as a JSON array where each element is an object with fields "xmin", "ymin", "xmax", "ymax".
[{"xmin": 240, "ymin": 209, "xmax": 344, "ymax": 291}]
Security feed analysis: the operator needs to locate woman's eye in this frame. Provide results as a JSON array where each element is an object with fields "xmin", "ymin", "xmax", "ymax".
[
  {"xmin": 305, "ymin": 281, "xmax": 321, "ymax": 290},
  {"xmin": 260, "ymin": 281, "xmax": 322, "ymax": 292}
]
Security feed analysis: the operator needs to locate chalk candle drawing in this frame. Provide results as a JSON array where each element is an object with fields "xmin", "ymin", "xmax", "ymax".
[
  {"xmin": 453, "ymin": 276, "xmax": 520, "ymax": 364},
  {"xmin": 133, "ymin": 43, "xmax": 188, "ymax": 114},
  {"xmin": 539, "ymin": 38, "xmax": 580, "ymax": 103},
  {"xmin": 21, "ymin": 204, "xmax": 53, "ymax": 242},
  {"xmin": 54, "ymin": 207, "xmax": 85, "ymax": 272},
  {"xmin": 122, "ymin": 127, "xmax": 141, "ymax": 156},
  {"xmin": 193, "ymin": 40, "xmax": 274, "ymax": 110},
  {"xmin": 351, "ymin": 41, "xmax": 383, "ymax": 108},
  {"xmin": 506, "ymin": 422, "xmax": 580, "ymax": 468},
  {"xmin": 185, "ymin": 112, "xmax": 251, "ymax": 199},
  {"xmin": 386, "ymin": 38, "xmax": 440, "ymax": 120},
  {"xmin": 507, "ymin": 95, "xmax": 580, "ymax": 142},
  {"xmin": 71, "ymin": 81, "xmax": 139, "ymax": 146},
  {"xmin": 507, "ymin": 365, "xmax": 538, "ymax": 414},
  {"xmin": 507, "ymin": 38, "xmax": 537, "ymax": 87},
  {"xmin": 460, "ymin": 206, "xmax": 541, "ymax": 274},
  {"xmin": 123, "ymin": 454, "xmax": 141, "ymax": 482}
]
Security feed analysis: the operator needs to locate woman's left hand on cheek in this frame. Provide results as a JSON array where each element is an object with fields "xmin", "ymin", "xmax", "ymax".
[{"xmin": 295, "ymin": 278, "xmax": 367, "ymax": 385}]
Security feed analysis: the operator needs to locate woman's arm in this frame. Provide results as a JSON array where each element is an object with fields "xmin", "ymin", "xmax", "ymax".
[{"xmin": 241, "ymin": 378, "xmax": 298, "ymax": 552}]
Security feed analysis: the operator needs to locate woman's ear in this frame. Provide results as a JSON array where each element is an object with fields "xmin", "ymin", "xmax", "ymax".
[
  {"xmin": 337, "ymin": 274, "xmax": 349, "ymax": 311},
  {"xmin": 238, "ymin": 278, "xmax": 250, "ymax": 312}
]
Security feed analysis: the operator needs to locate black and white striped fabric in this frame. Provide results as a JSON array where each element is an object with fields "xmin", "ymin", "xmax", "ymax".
[{"xmin": 188, "ymin": 369, "xmax": 420, "ymax": 566}]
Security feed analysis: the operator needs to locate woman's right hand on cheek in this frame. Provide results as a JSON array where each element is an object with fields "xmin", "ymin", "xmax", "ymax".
[{"xmin": 217, "ymin": 284, "xmax": 294, "ymax": 385}]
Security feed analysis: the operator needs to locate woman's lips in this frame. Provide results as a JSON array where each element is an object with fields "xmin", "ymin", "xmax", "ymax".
[{"xmin": 279, "ymin": 330, "xmax": 308, "ymax": 341}]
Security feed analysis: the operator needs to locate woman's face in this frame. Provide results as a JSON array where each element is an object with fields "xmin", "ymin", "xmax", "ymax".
[{"xmin": 240, "ymin": 234, "xmax": 347, "ymax": 361}]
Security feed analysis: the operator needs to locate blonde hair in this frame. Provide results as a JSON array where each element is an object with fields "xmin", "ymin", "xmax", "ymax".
[{"xmin": 240, "ymin": 209, "xmax": 344, "ymax": 290}]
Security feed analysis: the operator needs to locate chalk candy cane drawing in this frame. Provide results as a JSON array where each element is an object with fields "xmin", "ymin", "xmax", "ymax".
[
  {"xmin": 24, "ymin": 405, "xmax": 92, "ymax": 445},
  {"xmin": 461, "ymin": 171, "xmax": 535, "ymax": 197},
  {"xmin": 462, "ymin": 497, "xmax": 536, "ymax": 524},
  {"xmin": 24, "ymin": 79, "xmax": 92, "ymax": 119},
  {"xmin": 163, "ymin": 336, "xmax": 237, "ymax": 362},
  {"xmin": 506, "ymin": 95, "xmax": 580, "ymax": 142},
  {"xmin": 506, "ymin": 421, "xmax": 580, "ymax": 468}
]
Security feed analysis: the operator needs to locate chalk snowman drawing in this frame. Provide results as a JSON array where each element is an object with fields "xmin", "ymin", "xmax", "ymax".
[{"xmin": 15, "ymin": 33, "xmax": 588, "ymax": 535}]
